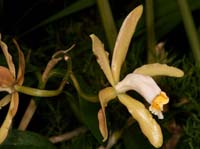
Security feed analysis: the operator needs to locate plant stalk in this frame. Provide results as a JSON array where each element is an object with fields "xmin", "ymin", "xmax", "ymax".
[
  {"xmin": 66, "ymin": 57, "xmax": 99, "ymax": 102},
  {"xmin": 18, "ymin": 55, "xmax": 66, "ymax": 130},
  {"xmin": 14, "ymin": 80, "xmax": 66, "ymax": 97},
  {"xmin": 69, "ymin": 73, "xmax": 99, "ymax": 102},
  {"xmin": 96, "ymin": 0, "xmax": 117, "ymax": 51},
  {"xmin": 177, "ymin": 0, "xmax": 200, "ymax": 64},
  {"xmin": 145, "ymin": 0, "xmax": 156, "ymax": 63}
]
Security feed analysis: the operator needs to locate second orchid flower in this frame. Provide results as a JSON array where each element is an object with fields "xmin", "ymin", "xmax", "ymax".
[{"xmin": 90, "ymin": 5, "xmax": 184, "ymax": 148}]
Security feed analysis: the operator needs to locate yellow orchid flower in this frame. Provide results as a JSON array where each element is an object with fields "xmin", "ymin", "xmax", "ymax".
[
  {"xmin": 90, "ymin": 5, "xmax": 184, "ymax": 148},
  {"xmin": 0, "ymin": 34, "xmax": 25, "ymax": 143}
]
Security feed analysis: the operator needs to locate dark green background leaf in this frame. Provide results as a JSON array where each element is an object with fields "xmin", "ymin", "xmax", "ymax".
[
  {"xmin": 0, "ymin": 130, "xmax": 55, "ymax": 149},
  {"xmin": 79, "ymin": 97, "xmax": 102, "ymax": 143},
  {"xmin": 122, "ymin": 124, "xmax": 154, "ymax": 149}
]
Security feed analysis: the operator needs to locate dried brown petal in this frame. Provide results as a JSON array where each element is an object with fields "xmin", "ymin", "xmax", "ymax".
[
  {"xmin": 0, "ymin": 94, "xmax": 13, "ymax": 143},
  {"xmin": 10, "ymin": 92, "xmax": 19, "ymax": 116},
  {"xmin": 0, "ymin": 37, "xmax": 16, "ymax": 78},
  {"xmin": 12, "ymin": 39, "xmax": 25, "ymax": 85},
  {"xmin": 0, "ymin": 66, "xmax": 15, "ymax": 93},
  {"xmin": 0, "ymin": 95, "xmax": 11, "ymax": 109},
  {"xmin": 42, "ymin": 57, "xmax": 62, "ymax": 83}
]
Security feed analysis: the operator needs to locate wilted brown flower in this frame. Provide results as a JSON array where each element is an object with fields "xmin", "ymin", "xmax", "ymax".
[{"xmin": 0, "ymin": 34, "xmax": 25, "ymax": 143}]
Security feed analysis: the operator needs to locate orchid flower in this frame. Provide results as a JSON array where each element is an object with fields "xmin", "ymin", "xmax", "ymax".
[
  {"xmin": 0, "ymin": 35, "xmax": 25, "ymax": 143},
  {"xmin": 90, "ymin": 5, "xmax": 184, "ymax": 148}
]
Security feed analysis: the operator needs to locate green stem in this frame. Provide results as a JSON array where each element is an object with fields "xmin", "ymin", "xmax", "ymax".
[
  {"xmin": 18, "ymin": 54, "xmax": 71, "ymax": 130},
  {"xmin": 69, "ymin": 73, "xmax": 99, "ymax": 103},
  {"xmin": 14, "ymin": 80, "xmax": 66, "ymax": 97},
  {"xmin": 145, "ymin": 0, "xmax": 156, "ymax": 63},
  {"xmin": 177, "ymin": 0, "xmax": 200, "ymax": 64},
  {"xmin": 96, "ymin": 0, "xmax": 117, "ymax": 51},
  {"xmin": 64, "ymin": 92, "xmax": 83, "ymax": 122},
  {"xmin": 67, "ymin": 57, "xmax": 98, "ymax": 102}
]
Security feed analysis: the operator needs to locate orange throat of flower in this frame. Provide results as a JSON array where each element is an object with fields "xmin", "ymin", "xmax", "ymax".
[{"xmin": 149, "ymin": 91, "xmax": 169, "ymax": 119}]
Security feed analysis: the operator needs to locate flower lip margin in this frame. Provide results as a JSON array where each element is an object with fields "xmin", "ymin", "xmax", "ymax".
[
  {"xmin": 114, "ymin": 73, "xmax": 161, "ymax": 103},
  {"xmin": 114, "ymin": 73, "xmax": 169, "ymax": 119},
  {"xmin": 149, "ymin": 91, "xmax": 169, "ymax": 119}
]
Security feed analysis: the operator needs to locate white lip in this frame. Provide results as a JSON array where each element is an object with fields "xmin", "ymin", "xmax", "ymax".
[{"xmin": 115, "ymin": 73, "xmax": 161, "ymax": 103}]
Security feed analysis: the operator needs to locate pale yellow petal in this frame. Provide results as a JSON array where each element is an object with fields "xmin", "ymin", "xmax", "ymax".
[
  {"xmin": 12, "ymin": 39, "xmax": 25, "ymax": 85},
  {"xmin": 98, "ymin": 87, "xmax": 117, "ymax": 141},
  {"xmin": 118, "ymin": 93, "xmax": 163, "ymax": 148},
  {"xmin": 0, "ymin": 35, "xmax": 16, "ymax": 78},
  {"xmin": 97, "ymin": 109, "xmax": 107, "ymax": 141},
  {"xmin": 133, "ymin": 63, "xmax": 184, "ymax": 77},
  {"xmin": 90, "ymin": 34, "xmax": 115, "ymax": 86},
  {"xmin": 111, "ymin": 5, "xmax": 143, "ymax": 83}
]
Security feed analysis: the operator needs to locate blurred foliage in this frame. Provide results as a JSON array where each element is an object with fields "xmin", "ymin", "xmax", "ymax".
[
  {"xmin": 1, "ymin": 130, "xmax": 56, "ymax": 149},
  {"xmin": 0, "ymin": 0, "xmax": 200, "ymax": 148}
]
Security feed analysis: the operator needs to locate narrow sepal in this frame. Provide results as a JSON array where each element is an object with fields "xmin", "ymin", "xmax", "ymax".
[
  {"xmin": 90, "ymin": 34, "xmax": 115, "ymax": 86},
  {"xmin": 133, "ymin": 63, "xmax": 184, "ymax": 77},
  {"xmin": 98, "ymin": 87, "xmax": 117, "ymax": 141},
  {"xmin": 111, "ymin": 5, "xmax": 143, "ymax": 83},
  {"xmin": 118, "ymin": 93, "xmax": 163, "ymax": 148}
]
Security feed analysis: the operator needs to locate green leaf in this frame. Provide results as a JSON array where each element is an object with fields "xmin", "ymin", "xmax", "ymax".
[
  {"xmin": 154, "ymin": 0, "xmax": 200, "ymax": 39},
  {"xmin": 19, "ymin": 0, "xmax": 96, "ymax": 37},
  {"xmin": 71, "ymin": 133, "xmax": 94, "ymax": 149},
  {"xmin": 79, "ymin": 97, "xmax": 102, "ymax": 143},
  {"xmin": 0, "ymin": 129, "xmax": 55, "ymax": 149},
  {"xmin": 123, "ymin": 124, "xmax": 154, "ymax": 149},
  {"xmin": 135, "ymin": 0, "xmax": 200, "ymax": 40}
]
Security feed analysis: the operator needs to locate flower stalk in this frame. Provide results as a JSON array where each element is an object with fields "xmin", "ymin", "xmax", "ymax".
[
  {"xmin": 18, "ymin": 48, "xmax": 73, "ymax": 130},
  {"xmin": 14, "ymin": 80, "xmax": 66, "ymax": 97},
  {"xmin": 69, "ymin": 73, "xmax": 99, "ymax": 102}
]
